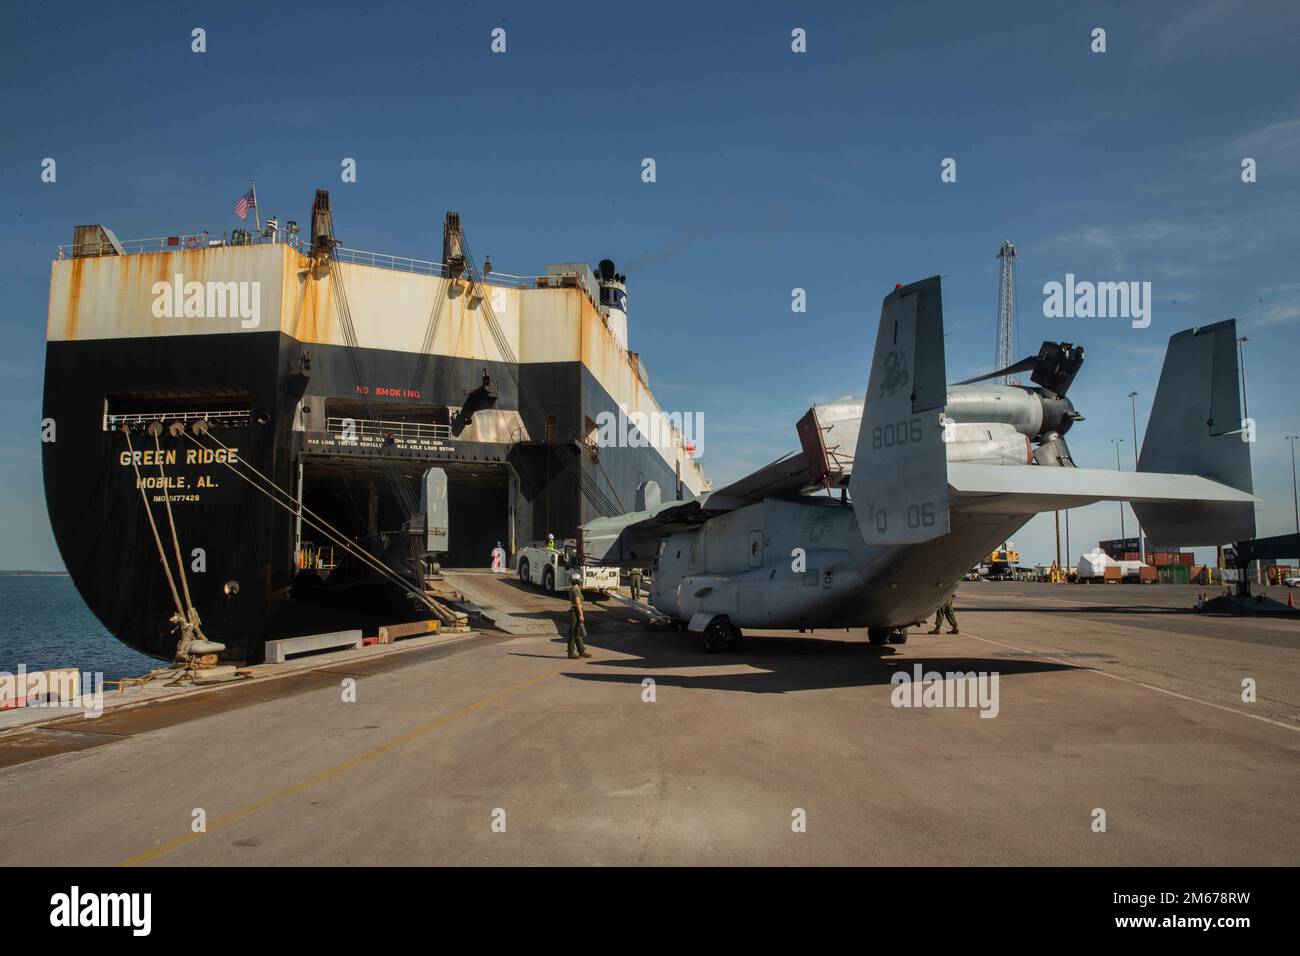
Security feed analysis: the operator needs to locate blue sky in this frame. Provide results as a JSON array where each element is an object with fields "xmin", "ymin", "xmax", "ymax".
[{"xmin": 1, "ymin": 0, "xmax": 1297, "ymax": 569}]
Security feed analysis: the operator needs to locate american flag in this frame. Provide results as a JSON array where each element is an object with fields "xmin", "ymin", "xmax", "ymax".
[{"xmin": 234, "ymin": 187, "xmax": 256, "ymax": 220}]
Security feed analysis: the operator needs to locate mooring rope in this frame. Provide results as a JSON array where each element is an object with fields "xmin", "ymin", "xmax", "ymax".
[
  {"xmin": 121, "ymin": 426, "xmax": 186, "ymax": 622},
  {"xmin": 152, "ymin": 428, "xmax": 199, "ymax": 626}
]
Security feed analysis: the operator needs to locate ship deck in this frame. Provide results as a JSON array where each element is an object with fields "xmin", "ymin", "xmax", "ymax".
[{"xmin": 1, "ymin": 580, "xmax": 1296, "ymax": 865}]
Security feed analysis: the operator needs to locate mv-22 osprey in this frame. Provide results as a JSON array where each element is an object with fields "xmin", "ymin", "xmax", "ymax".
[{"xmin": 583, "ymin": 276, "xmax": 1255, "ymax": 652}]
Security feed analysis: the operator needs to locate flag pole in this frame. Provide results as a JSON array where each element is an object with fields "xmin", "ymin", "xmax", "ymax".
[{"xmin": 251, "ymin": 179, "xmax": 261, "ymax": 232}]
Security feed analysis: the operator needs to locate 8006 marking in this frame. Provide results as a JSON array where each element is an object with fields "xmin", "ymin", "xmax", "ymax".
[{"xmin": 872, "ymin": 418, "xmax": 923, "ymax": 449}]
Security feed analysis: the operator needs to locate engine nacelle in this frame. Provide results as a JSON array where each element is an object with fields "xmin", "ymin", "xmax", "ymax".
[
  {"xmin": 943, "ymin": 421, "xmax": 1031, "ymax": 465},
  {"xmin": 944, "ymin": 384, "xmax": 1079, "ymax": 445}
]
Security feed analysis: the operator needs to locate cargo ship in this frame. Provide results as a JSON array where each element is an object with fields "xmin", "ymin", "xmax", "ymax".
[{"xmin": 42, "ymin": 190, "xmax": 709, "ymax": 663}]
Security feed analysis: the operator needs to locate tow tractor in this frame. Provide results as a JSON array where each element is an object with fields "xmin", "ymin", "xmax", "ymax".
[{"xmin": 516, "ymin": 542, "xmax": 619, "ymax": 595}]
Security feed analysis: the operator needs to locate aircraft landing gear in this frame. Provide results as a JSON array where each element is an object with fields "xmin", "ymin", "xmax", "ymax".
[
  {"xmin": 724, "ymin": 624, "xmax": 742, "ymax": 653},
  {"xmin": 868, "ymin": 627, "xmax": 908, "ymax": 646},
  {"xmin": 702, "ymin": 618, "xmax": 742, "ymax": 653}
]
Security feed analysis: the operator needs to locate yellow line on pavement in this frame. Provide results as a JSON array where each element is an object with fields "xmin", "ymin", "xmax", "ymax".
[{"xmin": 121, "ymin": 659, "xmax": 575, "ymax": 866}]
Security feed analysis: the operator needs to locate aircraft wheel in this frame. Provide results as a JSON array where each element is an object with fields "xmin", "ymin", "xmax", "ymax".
[
  {"xmin": 867, "ymin": 628, "xmax": 890, "ymax": 646},
  {"xmin": 887, "ymin": 628, "xmax": 908, "ymax": 645},
  {"xmin": 701, "ymin": 619, "xmax": 728, "ymax": 653},
  {"xmin": 724, "ymin": 625, "xmax": 743, "ymax": 652},
  {"xmin": 518, "ymin": 559, "xmax": 529, "ymax": 583}
]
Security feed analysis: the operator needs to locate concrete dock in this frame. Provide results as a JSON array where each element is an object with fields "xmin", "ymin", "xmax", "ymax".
[{"xmin": 1, "ymin": 576, "xmax": 1296, "ymax": 866}]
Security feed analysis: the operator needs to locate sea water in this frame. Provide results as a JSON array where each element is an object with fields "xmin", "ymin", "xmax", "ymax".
[{"xmin": 0, "ymin": 575, "xmax": 157, "ymax": 679}]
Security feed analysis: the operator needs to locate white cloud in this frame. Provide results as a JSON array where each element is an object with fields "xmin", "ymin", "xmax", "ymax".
[
  {"xmin": 1243, "ymin": 281, "xmax": 1300, "ymax": 329},
  {"xmin": 1224, "ymin": 118, "xmax": 1300, "ymax": 158},
  {"xmin": 1150, "ymin": 0, "xmax": 1300, "ymax": 60}
]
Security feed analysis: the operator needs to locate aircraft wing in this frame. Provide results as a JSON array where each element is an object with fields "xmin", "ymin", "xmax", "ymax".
[
  {"xmin": 704, "ymin": 451, "xmax": 810, "ymax": 510},
  {"xmin": 580, "ymin": 451, "xmax": 817, "ymax": 564},
  {"xmin": 580, "ymin": 498, "xmax": 711, "ymax": 565},
  {"xmin": 947, "ymin": 463, "xmax": 1254, "ymax": 546},
  {"xmin": 945, "ymin": 318, "xmax": 1256, "ymax": 547}
]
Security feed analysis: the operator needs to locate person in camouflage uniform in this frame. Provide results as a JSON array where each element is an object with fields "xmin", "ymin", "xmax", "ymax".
[
  {"xmin": 929, "ymin": 594, "xmax": 959, "ymax": 634},
  {"xmin": 567, "ymin": 579, "xmax": 592, "ymax": 659}
]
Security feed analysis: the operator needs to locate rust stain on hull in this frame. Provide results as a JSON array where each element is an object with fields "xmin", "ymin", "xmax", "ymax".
[{"xmin": 46, "ymin": 242, "xmax": 708, "ymax": 491}]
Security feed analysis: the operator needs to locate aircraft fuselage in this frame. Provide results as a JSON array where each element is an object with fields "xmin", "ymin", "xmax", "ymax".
[{"xmin": 650, "ymin": 495, "xmax": 1027, "ymax": 631}]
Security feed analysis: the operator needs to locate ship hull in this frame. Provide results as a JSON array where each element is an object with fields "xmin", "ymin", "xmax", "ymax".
[{"xmin": 43, "ymin": 331, "xmax": 695, "ymax": 663}]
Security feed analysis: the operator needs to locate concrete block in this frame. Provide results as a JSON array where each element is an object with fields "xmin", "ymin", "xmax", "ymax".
[{"xmin": 264, "ymin": 630, "xmax": 363, "ymax": 664}]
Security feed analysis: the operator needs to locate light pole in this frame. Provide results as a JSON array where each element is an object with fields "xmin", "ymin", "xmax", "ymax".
[
  {"xmin": 1111, "ymin": 438, "xmax": 1126, "ymax": 541},
  {"xmin": 1287, "ymin": 434, "xmax": 1299, "ymax": 537},
  {"xmin": 1236, "ymin": 334, "xmax": 1250, "ymax": 420},
  {"xmin": 1237, "ymin": 333, "xmax": 1258, "ymax": 584},
  {"xmin": 1054, "ymin": 511, "xmax": 1061, "ymax": 582},
  {"xmin": 1129, "ymin": 391, "xmax": 1143, "ymax": 562},
  {"xmin": 1065, "ymin": 509, "xmax": 1071, "ymax": 578}
]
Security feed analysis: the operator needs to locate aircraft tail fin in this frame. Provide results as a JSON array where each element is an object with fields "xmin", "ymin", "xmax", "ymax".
[
  {"xmin": 1133, "ymin": 319, "xmax": 1255, "ymax": 546},
  {"xmin": 849, "ymin": 277, "xmax": 951, "ymax": 545}
]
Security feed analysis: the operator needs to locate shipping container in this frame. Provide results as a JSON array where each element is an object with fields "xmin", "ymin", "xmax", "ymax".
[
  {"xmin": 1158, "ymin": 564, "xmax": 1191, "ymax": 585},
  {"xmin": 1099, "ymin": 537, "xmax": 1181, "ymax": 559}
]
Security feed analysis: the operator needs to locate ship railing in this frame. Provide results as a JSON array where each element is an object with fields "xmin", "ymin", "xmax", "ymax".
[
  {"xmin": 329, "ymin": 246, "xmax": 589, "ymax": 292},
  {"xmin": 58, "ymin": 230, "xmax": 310, "ymax": 259},
  {"xmin": 325, "ymin": 416, "xmax": 452, "ymax": 442},
  {"xmin": 104, "ymin": 409, "xmax": 253, "ymax": 432},
  {"xmin": 331, "ymin": 247, "xmax": 447, "ymax": 277},
  {"xmin": 54, "ymin": 234, "xmax": 594, "ymax": 295},
  {"xmin": 54, "ymin": 232, "xmax": 600, "ymax": 302}
]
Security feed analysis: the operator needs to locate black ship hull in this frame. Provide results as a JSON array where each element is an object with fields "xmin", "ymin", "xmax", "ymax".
[{"xmin": 43, "ymin": 330, "xmax": 694, "ymax": 664}]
